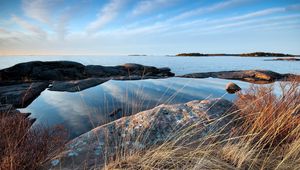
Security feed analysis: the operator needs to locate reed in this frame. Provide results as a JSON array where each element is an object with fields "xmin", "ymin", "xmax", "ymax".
[
  {"xmin": 106, "ymin": 80, "xmax": 300, "ymax": 169},
  {"xmin": 0, "ymin": 110, "xmax": 67, "ymax": 170}
]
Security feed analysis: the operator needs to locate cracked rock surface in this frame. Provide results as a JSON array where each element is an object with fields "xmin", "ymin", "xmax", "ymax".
[{"xmin": 44, "ymin": 98, "xmax": 238, "ymax": 170}]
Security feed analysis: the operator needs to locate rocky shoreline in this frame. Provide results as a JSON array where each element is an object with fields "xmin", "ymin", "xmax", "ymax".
[
  {"xmin": 0, "ymin": 61, "xmax": 174, "ymax": 108},
  {"xmin": 178, "ymin": 70, "xmax": 300, "ymax": 84},
  {"xmin": 1, "ymin": 61, "xmax": 299, "ymax": 109},
  {"xmin": 1, "ymin": 61, "xmax": 299, "ymax": 169}
]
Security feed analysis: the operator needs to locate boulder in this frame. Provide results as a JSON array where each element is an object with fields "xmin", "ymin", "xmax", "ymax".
[
  {"xmin": 0, "ymin": 82, "xmax": 49, "ymax": 108},
  {"xmin": 226, "ymin": 82, "xmax": 241, "ymax": 94},
  {"xmin": 44, "ymin": 98, "xmax": 239, "ymax": 170},
  {"xmin": 48, "ymin": 78, "xmax": 109, "ymax": 92}
]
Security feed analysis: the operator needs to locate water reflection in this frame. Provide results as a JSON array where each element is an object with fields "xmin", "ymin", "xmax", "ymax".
[{"xmin": 20, "ymin": 77, "xmax": 251, "ymax": 139}]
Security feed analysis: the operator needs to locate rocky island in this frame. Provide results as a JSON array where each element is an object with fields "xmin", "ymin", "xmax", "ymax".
[{"xmin": 176, "ymin": 52, "xmax": 296, "ymax": 57}]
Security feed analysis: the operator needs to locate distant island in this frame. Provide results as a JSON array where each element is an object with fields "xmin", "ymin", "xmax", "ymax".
[
  {"xmin": 176, "ymin": 52, "xmax": 296, "ymax": 57},
  {"xmin": 128, "ymin": 54, "xmax": 147, "ymax": 56},
  {"xmin": 240, "ymin": 52, "xmax": 294, "ymax": 57}
]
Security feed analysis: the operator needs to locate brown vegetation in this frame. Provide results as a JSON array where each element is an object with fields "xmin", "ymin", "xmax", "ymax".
[
  {"xmin": 0, "ymin": 111, "xmax": 67, "ymax": 170},
  {"xmin": 106, "ymin": 80, "xmax": 300, "ymax": 169}
]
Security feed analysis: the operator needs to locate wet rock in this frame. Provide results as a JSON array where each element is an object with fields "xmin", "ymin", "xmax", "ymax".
[
  {"xmin": 179, "ymin": 70, "xmax": 299, "ymax": 83},
  {"xmin": 48, "ymin": 78, "xmax": 109, "ymax": 92},
  {"xmin": 0, "ymin": 82, "xmax": 49, "ymax": 108},
  {"xmin": 44, "ymin": 98, "xmax": 239, "ymax": 169},
  {"xmin": 226, "ymin": 82, "xmax": 241, "ymax": 94}
]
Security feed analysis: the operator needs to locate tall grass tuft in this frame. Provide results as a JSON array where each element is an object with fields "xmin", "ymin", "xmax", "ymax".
[
  {"xmin": 106, "ymin": 81, "xmax": 300, "ymax": 169},
  {"xmin": 0, "ymin": 110, "xmax": 67, "ymax": 170}
]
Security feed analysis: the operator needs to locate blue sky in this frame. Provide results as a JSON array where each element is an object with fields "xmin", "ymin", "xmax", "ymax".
[{"xmin": 0, "ymin": 0, "xmax": 300, "ymax": 55}]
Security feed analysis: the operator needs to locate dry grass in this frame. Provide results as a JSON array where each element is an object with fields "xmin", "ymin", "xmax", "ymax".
[
  {"xmin": 106, "ymin": 80, "xmax": 300, "ymax": 170},
  {"xmin": 0, "ymin": 110, "xmax": 67, "ymax": 170}
]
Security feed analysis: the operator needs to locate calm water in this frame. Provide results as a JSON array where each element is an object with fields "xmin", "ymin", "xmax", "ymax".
[
  {"xmin": 1, "ymin": 55, "xmax": 299, "ymax": 139},
  {"xmin": 21, "ymin": 77, "xmax": 251, "ymax": 138},
  {"xmin": 0, "ymin": 55, "xmax": 300, "ymax": 74}
]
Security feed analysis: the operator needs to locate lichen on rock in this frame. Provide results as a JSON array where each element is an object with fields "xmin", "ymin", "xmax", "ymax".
[{"xmin": 43, "ymin": 98, "xmax": 239, "ymax": 170}]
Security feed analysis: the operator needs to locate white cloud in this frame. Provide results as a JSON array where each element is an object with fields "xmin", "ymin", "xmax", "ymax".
[
  {"xmin": 22, "ymin": 0, "xmax": 87, "ymax": 40},
  {"xmin": 131, "ymin": 0, "xmax": 177, "ymax": 17},
  {"xmin": 119, "ymin": 4, "xmax": 297, "ymax": 37},
  {"xmin": 55, "ymin": 4, "xmax": 85, "ymax": 40},
  {"xmin": 22, "ymin": 0, "xmax": 62, "ymax": 24},
  {"xmin": 11, "ymin": 15, "xmax": 47, "ymax": 39},
  {"xmin": 225, "ymin": 7, "xmax": 285, "ymax": 21},
  {"xmin": 86, "ymin": 0, "xmax": 126, "ymax": 34},
  {"xmin": 168, "ymin": 0, "xmax": 250, "ymax": 22}
]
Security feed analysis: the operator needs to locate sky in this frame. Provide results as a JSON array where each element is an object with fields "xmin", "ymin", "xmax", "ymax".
[{"xmin": 0, "ymin": 0, "xmax": 300, "ymax": 55}]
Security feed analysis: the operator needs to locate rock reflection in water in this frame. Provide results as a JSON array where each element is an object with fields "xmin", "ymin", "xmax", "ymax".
[{"xmin": 20, "ymin": 77, "xmax": 250, "ymax": 139}]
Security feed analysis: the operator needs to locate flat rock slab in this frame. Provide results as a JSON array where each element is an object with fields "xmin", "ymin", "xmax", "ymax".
[
  {"xmin": 48, "ymin": 76, "xmax": 172, "ymax": 92},
  {"xmin": 48, "ymin": 78, "xmax": 110, "ymax": 92},
  {"xmin": 44, "ymin": 98, "xmax": 238, "ymax": 170},
  {"xmin": 179, "ymin": 70, "xmax": 300, "ymax": 83},
  {"xmin": 0, "ymin": 82, "xmax": 49, "ymax": 108}
]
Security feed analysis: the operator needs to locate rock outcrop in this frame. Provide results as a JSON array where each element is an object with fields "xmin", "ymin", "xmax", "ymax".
[
  {"xmin": 0, "ymin": 82, "xmax": 49, "ymax": 108},
  {"xmin": 0, "ymin": 62, "xmax": 174, "ymax": 83},
  {"xmin": 0, "ymin": 61, "xmax": 174, "ymax": 107},
  {"xmin": 43, "ymin": 98, "xmax": 239, "ymax": 170},
  {"xmin": 0, "ymin": 61, "xmax": 85, "ymax": 82},
  {"xmin": 179, "ymin": 70, "xmax": 300, "ymax": 84}
]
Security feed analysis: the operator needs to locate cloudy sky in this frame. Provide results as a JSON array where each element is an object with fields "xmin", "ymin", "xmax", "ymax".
[{"xmin": 0, "ymin": 0, "xmax": 300, "ymax": 55}]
